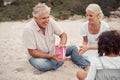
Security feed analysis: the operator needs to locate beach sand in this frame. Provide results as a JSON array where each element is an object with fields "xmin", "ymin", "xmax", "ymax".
[{"xmin": 0, "ymin": 18, "xmax": 120, "ymax": 80}]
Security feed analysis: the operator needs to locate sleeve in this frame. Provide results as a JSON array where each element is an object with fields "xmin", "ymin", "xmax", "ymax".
[
  {"xmin": 80, "ymin": 22, "xmax": 87, "ymax": 37},
  {"xmin": 101, "ymin": 21, "xmax": 110, "ymax": 31},
  {"xmin": 50, "ymin": 18, "xmax": 64, "ymax": 36},
  {"xmin": 85, "ymin": 59, "xmax": 97, "ymax": 80},
  {"xmin": 22, "ymin": 27, "xmax": 36, "ymax": 49}
]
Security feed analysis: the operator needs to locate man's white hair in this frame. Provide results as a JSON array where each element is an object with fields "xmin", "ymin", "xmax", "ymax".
[
  {"xmin": 86, "ymin": 3, "xmax": 104, "ymax": 19},
  {"xmin": 32, "ymin": 3, "xmax": 51, "ymax": 17}
]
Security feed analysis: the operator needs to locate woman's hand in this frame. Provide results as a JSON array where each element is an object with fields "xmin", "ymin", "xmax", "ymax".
[{"xmin": 78, "ymin": 45, "xmax": 89, "ymax": 55}]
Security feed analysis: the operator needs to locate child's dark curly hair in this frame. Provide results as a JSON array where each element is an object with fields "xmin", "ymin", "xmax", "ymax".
[{"xmin": 98, "ymin": 30, "xmax": 120, "ymax": 56}]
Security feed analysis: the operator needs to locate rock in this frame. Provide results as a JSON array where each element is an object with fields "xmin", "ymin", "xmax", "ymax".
[
  {"xmin": 118, "ymin": 7, "xmax": 120, "ymax": 11},
  {"xmin": 68, "ymin": 15, "xmax": 84, "ymax": 20},
  {"xmin": 114, "ymin": 11, "xmax": 120, "ymax": 17},
  {"xmin": 110, "ymin": 7, "xmax": 120, "ymax": 18}
]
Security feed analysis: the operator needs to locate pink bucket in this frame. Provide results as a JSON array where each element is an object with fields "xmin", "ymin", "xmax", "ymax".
[{"xmin": 55, "ymin": 46, "xmax": 66, "ymax": 59}]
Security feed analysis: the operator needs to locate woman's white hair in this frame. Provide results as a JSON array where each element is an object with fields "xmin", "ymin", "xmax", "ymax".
[
  {"xmin": 86, "ymin": 3, "xmax": 104, "ymax": 19},
  {"xmin": 32, "ymin": 3, "xmax": 51, "ymax": 17}
]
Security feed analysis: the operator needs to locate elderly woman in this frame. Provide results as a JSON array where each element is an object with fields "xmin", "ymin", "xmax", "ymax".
[
  {"xmin": 77, "ymin": 30, "xmax": 120, "ymax": 80},
  {"xmin": 79, "ymin": 3, "xmax": 110, "ymax": 59}
]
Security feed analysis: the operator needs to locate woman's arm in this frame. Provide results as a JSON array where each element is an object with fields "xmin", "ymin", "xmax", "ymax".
[
  {"xmin": 79, "ymin": 36, "xmax": 98, "ymax": 55},
  {"xmin": 82, "ymin": 36, "xmax": 88, "ymax": 45},
  {"xmin": 79, "ymin": 36, "xmax": 88, "ymax": 55}
]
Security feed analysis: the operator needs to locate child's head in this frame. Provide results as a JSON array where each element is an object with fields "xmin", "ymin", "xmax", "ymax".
[{"xmin": 98, "ymin": 30, "xmax": 120, "ymax": 56}]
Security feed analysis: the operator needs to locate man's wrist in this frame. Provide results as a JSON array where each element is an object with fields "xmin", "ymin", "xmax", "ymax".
[
  {"xmin": 48, "ymin": 54, "xmax": 53, "ymax": 59},
  {"xmin": 59, "ymin": 43, "xmax": 66, "ymax": 47}
]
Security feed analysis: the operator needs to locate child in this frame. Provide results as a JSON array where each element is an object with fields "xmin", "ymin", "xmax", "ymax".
[{"xmin": 77, "ymin": 30, "xmax": 120, "ymax": 80}]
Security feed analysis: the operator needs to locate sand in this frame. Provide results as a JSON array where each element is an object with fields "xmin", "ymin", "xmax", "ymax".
[{"xmin": 0, "ymin": 18, "xmax": 120, "ymax": 80}]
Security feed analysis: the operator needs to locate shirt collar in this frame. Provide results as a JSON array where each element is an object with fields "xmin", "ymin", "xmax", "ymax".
[{"xmin": 32, "ymin": 18, "xmax": 40, "ymax": 32}]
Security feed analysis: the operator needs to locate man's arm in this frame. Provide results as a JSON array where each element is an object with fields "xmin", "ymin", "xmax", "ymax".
[
  {"xmin": 28, "ymin": 49, "xmax": 64, "ymax": 61},
  {"xmin": 59, "ymin": 32, "xmax": 67, "ymax": 46},
  {"xmin": 28, "ymin": 49, "xmax": 52, "ymax": 58}
]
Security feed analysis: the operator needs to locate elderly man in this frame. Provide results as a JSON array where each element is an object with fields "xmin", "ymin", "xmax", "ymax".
[{"xmin": 23, "ymin": 3, "xmax": 90, "ymax": 72}]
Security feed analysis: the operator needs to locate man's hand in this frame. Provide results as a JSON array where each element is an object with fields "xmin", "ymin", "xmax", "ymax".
[
  {"xmin": 56, "ymin": 44, "xmax": 66, "ymax": 47},
  {"xmin": 51, "ymin": 53, "xmax": 65, "ymax": 62}
]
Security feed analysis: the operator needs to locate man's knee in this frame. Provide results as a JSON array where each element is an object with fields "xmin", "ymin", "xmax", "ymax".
[
  {"xmin": 29, "ymin": 58, "xmax": 63, "ymax": 71},
  {"xmin": 66, "ymin": 45, "xmax": 78, "ymax": 54},
  {"xmin": 29, "ymin": 58, "xmax": 49, "ymax": 71},
  {"xmin": 67, "ymin": 45, "xmax": 77, "ymax": 50}
]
